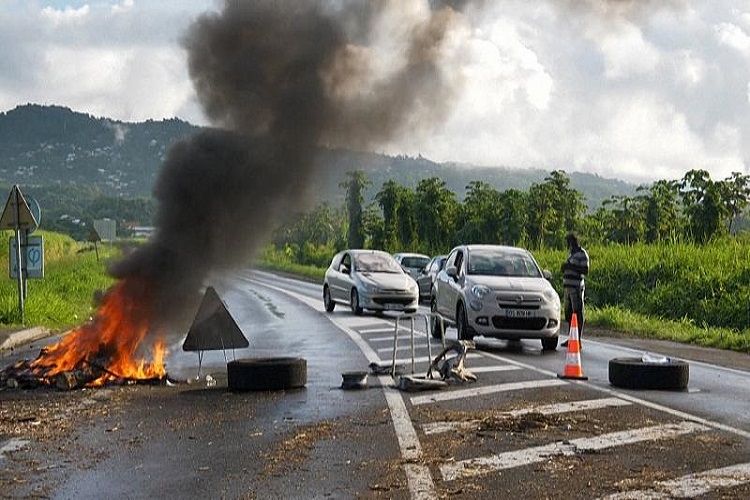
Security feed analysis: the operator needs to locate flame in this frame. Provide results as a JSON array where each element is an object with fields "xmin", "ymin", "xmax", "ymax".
[{"xmin": 28, "ymin": 276, "xmax": 166, "ymax": 387}]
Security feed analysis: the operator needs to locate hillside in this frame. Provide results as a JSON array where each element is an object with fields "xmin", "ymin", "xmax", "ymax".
[{"xmin": 0, "ymin": 104, "xmax": 638, "ymax": 234}]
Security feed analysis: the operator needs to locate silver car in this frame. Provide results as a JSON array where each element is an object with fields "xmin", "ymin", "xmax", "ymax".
[
  {"xmin": 416, "ymin": 254, "xmax": 446, "ymax": 302},
  {"xmin": 431, "ymin": 244, "xmax": 561, "ymax": 351},
  {"xmin": 323, "ymin": 249, "xmax": 419, "ymax": 315},
  {"xmin": 392, "ymin": 252, "xmax": 431, "ymax": 281}
]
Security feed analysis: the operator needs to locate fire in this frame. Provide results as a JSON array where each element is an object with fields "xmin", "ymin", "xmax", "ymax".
[{"xmin": 27, "ymin": 276, "xmax": 166, "ymax": 387}]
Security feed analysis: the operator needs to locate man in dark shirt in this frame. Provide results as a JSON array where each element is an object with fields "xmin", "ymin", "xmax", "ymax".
[{"xmin": 560, "ymin": 232, "xmax": 589, "ymax": 347}]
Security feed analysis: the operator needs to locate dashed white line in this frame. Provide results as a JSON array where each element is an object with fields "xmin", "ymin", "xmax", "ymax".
[
  {"xmin": 599, "ymin": 462, "xmax": 750, "ymax": 499},
  {"xmin": 422, "ymin": 397, "xmax": 631, "ymax": 435},
  {"xmin": 410, "ymin": 379, "xmax": 568, "ymax": 406},
  {"xmin": 440, "ymin": 421, "xmax": 710, "ymax": 481}
]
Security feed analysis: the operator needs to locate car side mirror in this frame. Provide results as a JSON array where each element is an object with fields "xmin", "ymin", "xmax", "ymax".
[
  {"xmin": 446, "ymin": 265, "xmax": 458, "ymax": 279},
  {"xmin": 542, "ymin": 269, "xmax": 552, "ymax": 281}
]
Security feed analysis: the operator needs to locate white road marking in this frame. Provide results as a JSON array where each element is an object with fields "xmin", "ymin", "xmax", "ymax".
[
  {"xmin": 410, "ymin": 379, "xmax": 568, "ymax": 406},
  {"xmin": 598, "ymin": 462, "xmax": 750, "ymax": 499},
  {"xmin": 0, "ymin": 438, "xmax": 30, "ymax": 459},
  {"xmin": 422, "ymin": 397, "xmax": 631, "ymax": 435},
  {"xmin": 440, "ymin": 421, "xmax": 710, "ymax": 481},
  {"xmin": 247, "ymin": 278, "xmax": 750, "ymax": 499}
]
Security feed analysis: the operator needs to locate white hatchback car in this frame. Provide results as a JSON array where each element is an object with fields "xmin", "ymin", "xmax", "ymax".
[
  {"xmin": 323, "ymin": 249, "xmax": 419, "ymax": 315},
  {"xmin": 431, "ymin": 244, "xmax": 561, "ymax": 351}
]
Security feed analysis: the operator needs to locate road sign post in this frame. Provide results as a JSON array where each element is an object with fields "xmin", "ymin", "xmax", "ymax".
[{"xmin": 1, "ymin": 185, "xmax": 39, "ymax": 323}]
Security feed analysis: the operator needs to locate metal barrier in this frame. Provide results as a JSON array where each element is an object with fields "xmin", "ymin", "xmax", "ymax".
[{"xmin": 390, "ymin": 312, "xmax": 446, "ymax": 378}]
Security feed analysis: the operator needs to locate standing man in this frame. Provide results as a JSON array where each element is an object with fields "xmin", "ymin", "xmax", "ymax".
[{"xmin": 560, "ymin": 232, "xmax": 589, "ymax": 347}]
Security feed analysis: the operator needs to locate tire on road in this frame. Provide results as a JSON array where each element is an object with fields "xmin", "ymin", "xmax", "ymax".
[
  {"xmin": 227, "ymin": 357, "xmax": 307, "ymax": 391},
  {"xmin": 608, "ymin": 357, "xmax": 689, "ymax": 390}
]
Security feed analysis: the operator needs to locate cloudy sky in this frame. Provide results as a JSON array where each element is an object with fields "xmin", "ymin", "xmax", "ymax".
[{"xmin": 1, "ymin": 0, "xmax": 749, "ymax": 185}]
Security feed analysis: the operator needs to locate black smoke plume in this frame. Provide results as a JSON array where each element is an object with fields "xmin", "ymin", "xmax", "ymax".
[{"xmin": 110, "ymin": 0, "xmax": 469, "ymax": 333}]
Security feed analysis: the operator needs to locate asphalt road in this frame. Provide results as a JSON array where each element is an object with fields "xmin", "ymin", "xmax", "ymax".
[{"xmin": 2, "ymin": 269, "xmax": 750, "ymax": 499}]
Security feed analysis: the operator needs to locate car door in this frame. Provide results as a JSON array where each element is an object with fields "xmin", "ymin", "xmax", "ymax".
[
  {"xmin": 436, "ymin": 249, "xmax": 463, "ymax": 321},
  {"xmin": 330, "ymin": 252, "xmax": 352, "ymax": 302}
]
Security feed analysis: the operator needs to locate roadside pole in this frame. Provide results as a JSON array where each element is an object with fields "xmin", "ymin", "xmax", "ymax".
[{"xmin": 1, "ymin": 185, "xmax": 39, "ymax": 324}]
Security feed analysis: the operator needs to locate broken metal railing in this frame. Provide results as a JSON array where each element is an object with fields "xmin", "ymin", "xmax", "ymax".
[{"xmin": 390, "ymin": 312, "xmax": 446, "ymax": 378}]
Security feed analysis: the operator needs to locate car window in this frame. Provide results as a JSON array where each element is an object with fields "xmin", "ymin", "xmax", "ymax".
[
  {"xmin": 340, "ymin": 253, "xmax": 351, "ymax": 271},
  {"xmin": 466, "ymin": 248, "xmax": 542, "ymax": 278},
  {"xmin": 402, "ymin": 256, "xmax": 430, "ymax": 268},
  {"xmin": 354, "ymin": 253, "xmax": 402, "ymax": 273}
]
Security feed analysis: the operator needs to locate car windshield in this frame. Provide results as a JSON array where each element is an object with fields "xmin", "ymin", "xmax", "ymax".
[
  {"xmin": 401, "ymin": 256, "xmax": 430, "ymax": 268},
  {"xmin": 354, "ymin": 253, "xmax": 403, "ymax": 273},
  {"xmin": 466, "ymin": 248, "xmax": 542, "ymax": 278}
]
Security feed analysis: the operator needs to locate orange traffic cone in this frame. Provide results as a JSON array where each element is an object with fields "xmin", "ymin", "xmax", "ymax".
[{"xmin": 557, "ymin": 313, "xmax": 588, "ymax": 380}]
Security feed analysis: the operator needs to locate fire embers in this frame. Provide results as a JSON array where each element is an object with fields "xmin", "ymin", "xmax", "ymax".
[{"xmin": 1, "ymin": 276, "xmax": 168, "ymax": 390}]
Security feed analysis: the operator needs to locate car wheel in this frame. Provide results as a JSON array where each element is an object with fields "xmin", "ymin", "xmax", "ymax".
[
  {"xmin": 608, "ymin": 357, "xmax": 689, "ymax": 390},
  {"xmin": 350, "ymin": 289, "xmax": 363, "ymax": 315},
  {"xmin": 541, "ymin": 336, "xmax": 558, "ymax": 352},
  {"xmin": 323, "ymin": 285, "xmax": 335, "ymax": 312},
  {"xmin": 430, "ymin": 299, "xmax": 444, "ymax": 340},
  {"xmin": 227, "ymin": 357, "xmax": 307, "ymax": 391},
  {"xmin": 456, "ymin": 303, "xmax": 475, "ymax": 341}
]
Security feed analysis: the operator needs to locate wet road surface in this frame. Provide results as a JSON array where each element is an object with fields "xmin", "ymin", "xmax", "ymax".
[{"xmin": 2, "ymin": 269, "xmax": 750, "ymax": 499}]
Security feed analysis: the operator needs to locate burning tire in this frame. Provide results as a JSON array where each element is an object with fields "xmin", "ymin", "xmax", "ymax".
[
  {"xmin": 608, "ymin": 357, "xmax": 689, "ymax": 390},
  {"xmin": 227, "ymin": 357, "xmax": 307, "ymax": 391}
]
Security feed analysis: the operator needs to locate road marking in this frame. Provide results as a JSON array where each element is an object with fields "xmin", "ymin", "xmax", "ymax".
[
  {"xmin": 422, "ymin": 397, "xmax": 632, "ymax": 435},
  {"xmin": 440, "ymin": 421, "xmax": 710, "ymax": 481},
  {"xmin": 410, "ymin": 379, "xmax": 568, "ymax": 406},
  {"xmin": 598, "ymin": 462, "xmax": 750, "ymax": 499},
  {"xmin": 0, "ymin": 438, "xmax": 29, "ymax": 457}
]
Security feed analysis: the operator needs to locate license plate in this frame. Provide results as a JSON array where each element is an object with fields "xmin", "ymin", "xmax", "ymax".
[
  {"xmin": 503, "ymin": 309, "xmax": 532, "ymax": 318},
  {"xmin": 384, "ymin": 303, "xmax": 403, "ymax": 311}
]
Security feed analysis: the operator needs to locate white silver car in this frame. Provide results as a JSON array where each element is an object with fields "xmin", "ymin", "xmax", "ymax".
[
  {"xmin": 431, "ymin": 244, "xmax": 561, "ymax": 351},
  {"xmin": 392, "ymin": 252, "xmax": 431, "ymax": 281},
  {"xmin": 323, "ymin": 249, "xmax": 419, "ymax": 315}
]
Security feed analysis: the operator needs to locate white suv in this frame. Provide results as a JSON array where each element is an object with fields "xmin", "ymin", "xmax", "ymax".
[{"xmin": 431, "ymin": 244, "xmax": 561, "ymax": 351}]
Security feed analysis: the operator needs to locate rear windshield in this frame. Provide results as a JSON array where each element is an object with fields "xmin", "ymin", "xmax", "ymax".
[
  {"xmin": 466, "ymin": 248, "xmax": 542, "ymax": 278},
  {"xmin": 354, "ymin": 253, "xmax": 403, "ymax": 273},
  {"xmin": 401, "ymin": 256, "xmax": 430, "ymax": 268}
]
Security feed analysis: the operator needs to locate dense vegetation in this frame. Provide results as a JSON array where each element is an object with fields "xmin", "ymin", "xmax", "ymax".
[{"xmin": 262, "ymin": 168, "xmax": 750, "ymax": 352}]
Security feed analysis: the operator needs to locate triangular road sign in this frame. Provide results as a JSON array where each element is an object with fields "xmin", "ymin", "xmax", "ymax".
[
  {"xmin": 182, "ymin": 286, "xmax": 250, "ymax": 351},
  {"xmin": 0, "ymin": 185, "xmax": 38, "ymax": 230}
]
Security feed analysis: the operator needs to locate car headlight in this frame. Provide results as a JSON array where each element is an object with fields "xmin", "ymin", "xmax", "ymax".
[
  {"xmin": 471, "ymin": 284, "xmax": 490, "ymax": 299},
  {"xmin": 408, "ymin": 280, "xmax": 418, "ymax": 293},
  {"xmin": 543, "ymin": 288, "xmax": 559, "ymax": 304},
  {"xmin": 360, "ymin": 281, "xmax": 379, "ymax": 293}
]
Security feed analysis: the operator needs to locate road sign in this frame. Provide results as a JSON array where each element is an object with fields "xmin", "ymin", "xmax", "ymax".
[
  {"xmin": 93, "ymin": 219, "xmax": 116, "ymax": 242},
  {"xmin": 9, "ymin": 235, "xmax": 44, "ymax": 279},
  {"xmin": 0, "ymin": 185, "xmax": 38, "ymax": 230}
]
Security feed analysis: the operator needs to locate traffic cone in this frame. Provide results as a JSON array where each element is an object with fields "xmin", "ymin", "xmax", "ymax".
[{"xmin": 557, "ymin": 313, "xmax": 588, "ymax": 380}]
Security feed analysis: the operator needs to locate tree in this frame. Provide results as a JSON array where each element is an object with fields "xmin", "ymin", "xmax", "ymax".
[
  {"xmin": 637, "ymin": 180, "xmax": 681, "ymax": 243},
  {"xmin": 526, "ymin": 171, "xmax": 585, "ymax": 248},
  {"xmin": 680, "ymin": 170, "xmax": 728, "ymax": 243},
  {"xmin": 457, "ymin": 181, "xmax": 503, "ymax": 244},
  {"xmin": 497, "ymin": 188, "xmax": 528, "ymax": 246},
  {"xmin": 340, "ymin": 170, "xmax": 370, "ymax": 249},
  {"xmin": 717, "ymin": 172, "xmax": 750, "ymax": 234},
  {"xmin": 413, "ymin": 177, "xmax": 458, "ymax": 254}
]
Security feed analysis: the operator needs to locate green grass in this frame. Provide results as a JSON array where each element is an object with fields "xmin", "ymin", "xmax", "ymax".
[{"xmin": 0, "ymin": 230, "xmax": 118, "ymax": 329}]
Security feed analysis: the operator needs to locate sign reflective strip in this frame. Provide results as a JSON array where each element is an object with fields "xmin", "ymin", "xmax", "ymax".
[
  {"xmin": 440, "ymin": 421, "xmax": 710, "ymax": 481},
  {"xmin": 422, "ymin": 397, "xmax": 631, "ymax": 435},
  {"xmin": 410, "ymin": 378, "xmax": 567, "ymax": 406},
  {"xmin": 598, "ymin": 462, "xmax": 750, "ymax": 499}
]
